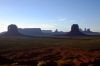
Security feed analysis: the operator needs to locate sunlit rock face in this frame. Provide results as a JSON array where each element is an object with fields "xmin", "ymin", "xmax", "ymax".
[{"xmin": 67, "ymin": 24, "xmax": 86, "ymax": 36}]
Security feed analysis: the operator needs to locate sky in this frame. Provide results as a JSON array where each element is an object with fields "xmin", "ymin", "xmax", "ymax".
[{"xmin": 0, "ymin": 0, "xmax": 100, "ymax": 32}]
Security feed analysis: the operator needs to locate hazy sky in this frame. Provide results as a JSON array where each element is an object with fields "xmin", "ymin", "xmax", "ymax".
[{"xmin": 0, "ymin": 0, "xmax": 100, "ymax": 32}]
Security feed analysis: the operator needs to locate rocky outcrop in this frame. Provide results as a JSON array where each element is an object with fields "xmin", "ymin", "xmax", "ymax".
[
  {"xmin": 1, "ymin": 24, "xmax": 24, "ymax": 36},
  {"xmin": 67, "ymin": 24, "xmax": 87, "ymax": 36}
]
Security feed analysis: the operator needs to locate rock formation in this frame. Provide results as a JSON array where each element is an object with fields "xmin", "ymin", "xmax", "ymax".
[
  {"xmin": 2, "ymin": 24, "xmax": 23, "ymax": 36},
  {"xmin": 67, "ymin": 24, "xmax": 87, "ymax": 36},
  {"xmin": 18, "ymin": 28, "xmax": 44, "ymax": 36}
]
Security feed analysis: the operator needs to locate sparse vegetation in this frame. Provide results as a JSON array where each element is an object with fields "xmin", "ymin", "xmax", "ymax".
[{"xmin": 0, "ymin": 37, "xmax": 100, "ymax": 66}]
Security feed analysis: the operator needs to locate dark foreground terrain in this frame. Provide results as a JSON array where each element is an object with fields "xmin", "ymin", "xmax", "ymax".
[{"xmin": 0, "ymin": 36, "xmax": 100, "ymax": 66}]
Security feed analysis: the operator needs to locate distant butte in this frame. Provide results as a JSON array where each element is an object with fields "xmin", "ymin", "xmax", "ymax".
[
  {"xmin": 66, "ymin": 24, "xmax": 87, "ymax": 36},
  {"xmin": 1, "ymin": 24, "xmax": 26, "ymax": 37}
]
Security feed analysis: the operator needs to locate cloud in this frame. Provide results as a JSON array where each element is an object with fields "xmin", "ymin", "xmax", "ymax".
[
  {"xmin": 55, "ymin": 17, "xmax": 67, "ymax": 22},
  {"xmin": 0, "ymin": 24, "xmax": 8, "ymax": 32},
  {"xmin": 40, "ymin": 24, "xmax": 57, "ymax": 30},
  {"xmin": 69, "ymin": 20, "xmax": 77, "ymax": 22},
  {"xmin": 58, "ymin": 18, "xmax": 66, "ymax": 22},
  {"xmin": 18, "ymin": 23, "xmax": 57, "ymax": 31}
]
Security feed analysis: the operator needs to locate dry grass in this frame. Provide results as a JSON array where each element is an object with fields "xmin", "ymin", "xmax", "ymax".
[
  {"xmin": 0, "ymin": 37, "xmax": 100, "ymax": 66},
  {"xmin": 0, "ymin": 37, "xmax": 100, "ymax": 51}
]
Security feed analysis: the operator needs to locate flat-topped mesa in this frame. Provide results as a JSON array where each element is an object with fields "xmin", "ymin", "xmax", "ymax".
[{"xmin": 67, "ymin": 24, "xmax": 87, "ymax": 36}]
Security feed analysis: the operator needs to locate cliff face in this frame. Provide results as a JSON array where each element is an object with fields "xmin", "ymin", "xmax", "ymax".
[{"xmin": 18, "ymin": 28, "xmax": 44, "ymax": 36}]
